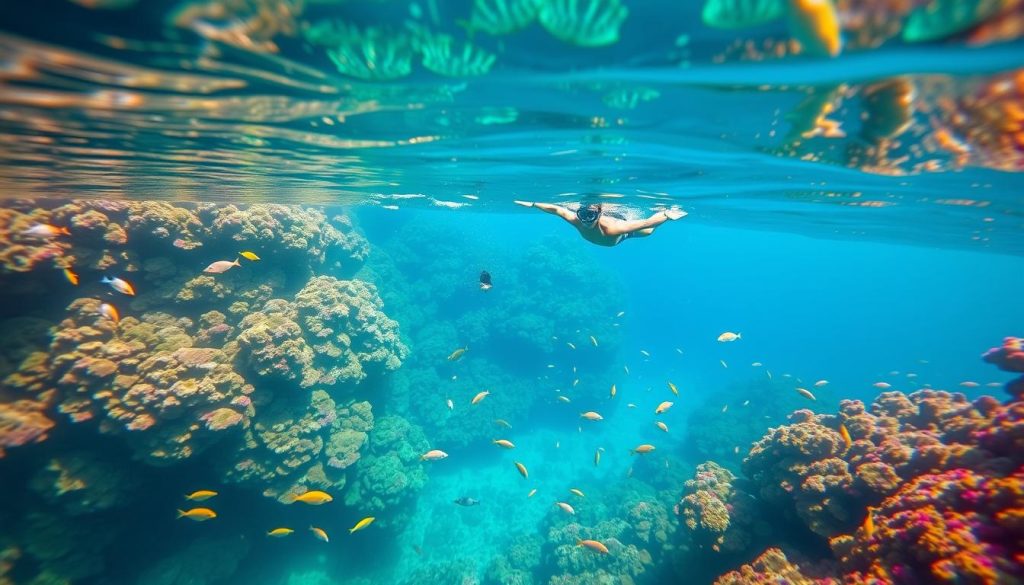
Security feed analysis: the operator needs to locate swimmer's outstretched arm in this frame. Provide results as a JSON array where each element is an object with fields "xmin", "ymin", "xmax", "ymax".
[
  {"xmin": 514, "ymin": 201, "xmax": 578, "ymax": 224},
  {"xmin": 602, "ymin": 209, "xmax": 686, "ymax": 236}
]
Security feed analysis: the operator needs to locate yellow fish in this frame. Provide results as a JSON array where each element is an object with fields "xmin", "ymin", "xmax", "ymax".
[
  {"xmin": 610, "ymin": 384, "xmax": 617, "ymax": 397},
  {"xmin": 493, "ymin": 439, "xmax": 515, "ymax": 449},
  {"xmin": 239, "ymin": 251, "xmax": 261, "ymax": 261},
  {"xmin": 717, "ymin": 331, "xmax": 741, "ymax": 342},
  {"xmin": 655, "ymin": 401, "xmax": 673, "ymax": 414},
  {"xmin": 267, "ymin": 528, "xmax": 294, "ymax": 537},
  {"xmin": 291, "ymin": 490, "xmax": 333, "ymax": 505},
  {"xmin": 656, "ymin": 421, "xmax": 668, "ymax": 433},
  {"xmin": 839, "ymin": 423, "xmax": 852, "ymax": 449},
  {"xmin": 349, "ymin": 516, "xmax": 375, "ymax": 534},
  {"xmin": 185, "ymin": 490, "xmax": 218, "ymax": 501},
  {"xmin": 590, "ymin": 335, "xmax": 598, "ymax": 347},
  {"xmin": 667, "ymin": 381, "xmax": 678, "ymax": 396},
  {"xmin": 630, "ymin": 444, "xmax": 656, "ymax": 455},
  {"xmin": 514, "ymin": 461, "xmax": 529, "ymax": 479},
  {"xmin": 557, "ymin": 396, "xmax": 571, "ymax": 403},
  {"xmin": 309, "ymin": 526, "xmax": 329, "ymax": 543},
  {"xmin": 580, "ymin": 411, "xmax": 603, "ymax": 421},
  {"xmin": 471, "ymin": 390, "xmax": 490, "ymax": 405},
  {"xmin": 796, "ymin": 388, "xmax": 816, "ymax": 401},
  {"xmin": 569, "ymin": 488, "xmax": 585, "ymax": 498},
  {"xmin": 177, "ymin": 508, "xmax": 216, "ymax": 521},
  {"xmin": 447, "ymin": 347, "xmax": 467, "ymax": 361},
  {"xmin": 555, "ymin": 502, "xmax": 575, "ymax": 515},
  {"xmin": 63, "ymin": 268, "xmax": 79, "ymax": 286},
  {"xmin": 527, "ymin": 488, "xmax": 537, "ymax": 498}
]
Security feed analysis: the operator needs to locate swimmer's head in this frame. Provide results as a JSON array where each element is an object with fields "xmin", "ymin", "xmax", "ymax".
[{"xmin": 576, "ymin": 203, "xmax": 602, "ymax": 226}]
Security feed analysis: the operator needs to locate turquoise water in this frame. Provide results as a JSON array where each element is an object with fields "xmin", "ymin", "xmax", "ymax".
[{"xmin": 1, "ymin": 1, "xmax": 1024, "ymax": 584}]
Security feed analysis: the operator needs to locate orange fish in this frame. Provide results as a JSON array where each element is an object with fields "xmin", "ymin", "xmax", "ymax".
[
  {"xmin": 655, "ymin": 421, "xmax": 668, "ymax": 433},
  {"xmin": 22, "ymin": 224, "xmax": 70, "ymax": 238},
  {"xmin": 177, "ymin": 508, "xmax": 216, "ymax": 521},
  {"xmin": 309, "ymin": 526, "xmax": 329, "ymax": 543},
  {"xmin": 63, "ymin": 268, "xmax": 79, "ymax": 286},
  {"xmin": 839, "ymin": 423, "xmax": 852, "ymax": 449},
  {"xmin": 514, "ymin": 461, "xmax": 528, "ymax": 479},
  {"xmin": 863, "ymin": 509, "xmax": 875, "ymax": 538},
  {"xmin": 578, "ymin": 539, "xmax": 609, "ymax": 554},
  {"xmin": 630, "ymin": 444, "xmax": 655, "ymax": 455},
  {"xmin": 555, "ymin": 502, "xmax": 575, "ymax": 515},
  {"xmin": 655, "ymin": 401, "xmax": 673, "ymax": 414},
  {"xmin": 99, "ymin": 303, "xmax": 120, "ymax": 324},
  {"xmin": 471, "ymin": 390, "xmax": 490, "ymax": 405},
  {"xmin": 101, "ymin": 276, "xmax": 135, "ymax": 296},
  {"xmin": 667, "ymin": 381, "xmax": 679, "ymax": 395}
]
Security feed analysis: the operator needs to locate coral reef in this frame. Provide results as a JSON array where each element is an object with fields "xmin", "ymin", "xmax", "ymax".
[
  {"xmin": 30, "ymin": 450, "xmax": 140, "ymax": 515},
  {"xmin": 675, "ymin": 462, "xmax": 760, "ymax": 554},
  {"xmin": 343, "ymin": 415, "xmax": 429, "ymax": 527},
  {"xmin": 983, "ymin": 336, "xmax": 1024, "ymax": 399},
  {"xmin": 134, "ymin": 534, "xmax": 250, "ymax": 585},
  {"xmin": 484, "ymin": 534, "xmax": 544, "ymax": 585},
  {"xmin": 712, "ymin": 548, "xmax": 833, "ymax": 585},
  {"xmin": 18, "ymin": 508, "xmax": 117, "ymax": 584}
]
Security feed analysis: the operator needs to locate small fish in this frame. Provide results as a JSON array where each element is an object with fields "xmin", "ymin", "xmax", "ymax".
[
  {"xmin": 572, "ymin": 378, "xmax": 580, "ymax": 387},
  {"xmin": 555, "ymin": 502, "xmax": 575, "ymax": 515},
  {"xmin": 839, "ymin": 423, "xmax": 852, "ymax": 449},
  {"xmin": 99, "ymin": 303, "xmax": 120, "ymax": 324},
  {"xmin": 640, "ymin": 350, "xmax": 651, "ymax": 358},
  {"xmin": 766, "ymin": 370, "xmax": 773, "ymax": 380},
  {"xmin": 547, "ymin": 364, "xmax": 555, "ymax": 368},
  {"xmin": 907, "ymin": 373, "xmax": 918, "ymax": 379},
  {"xmin": 239, "ymin": 251, "xmax": 261, "ymax": 261},
  {"xmin": 667, "ymin": 381, "xmax": 679, "ymax": 396},
  {"xmin": 720, "ymin": 360, "xmax": 728, "ymax": 368},
  {"xmin": 267, "ymin": 528, "xmax": 294, "ymax": 537},
  {"xmin": 421, "ymin": 449, "xmax": 449, "ymax": 461},
  {"xmin": 630, "ymin": 444, "xmax": 656, "ymax": 455},
  {"xmin": 453, "ymin": 497, "xmax": 480, "ymax": 507},
  {"xmin": 734, "ymin": 446, "xmax": 740, "ymax": 454},
  {"xmin": 752, "ymin": 362, "xmax": 763, "ymax": 367},
  {"xmin": 309, "ymin": 526, "xmax": 329, "ymax": 542},
  {"xmin": 580, "ymin": 411, "xmax": 603, "ymax": 421},
  {"xmin": 292, "ymin": 490, "xmax": 333, "ymax": 505},
  {"xmin": 717, "ymin": 332, "xmax": 741, "ymax": 342},
  {"xmin": 986, "ymin": 382, "xmax": 1002, "ymax": 388},
  {"xmin": 63, "ymin": 268, "xmax": 79, "ymax": 286},
  {"xmin": 349, "ymin": 517, "xmax": 375, "ymax": 534},
  {"xmin": 101, "ymin": 276, "xmax": 136, "ymax": 296},
  {"xmin": 495, "ymin": 419, "xmax": 512, "ymax": 429},
  {"xmin": 569, "ymin": 488, "xmax": 585, "ymax": 498},
  {"xmin": 446, "ymin": 398, "xmax": 454, "ymax": 411},
  {"xmin": 721, "ymin": 404, "xmax": 729, "ymax": 413},
  {"xmin": 471, "ymin": 390, "xmax": 490, "ymax": 405},
  {"xmin": 447, "ymin": 347, "xmax": 468, "ymax": 361},
  {"xmin": 590, "ymin": 335, "xmax": 598, "ymax": 347},
  {"xmin": 742, "ymin": 400, "xmax": 750, "ymax": 406},
  {"xmin": 594, "ymin": 449, "xmax": 601, "ymax": 466},
  {"xmin": 959, "ymin": 381, "xmax": 979, "ymax": 388},
  {"xmin": 796, "ymin": 388, "xmax": 816, "ymax": 401},
  {"xmin": 873, "ymin": 382, "xmax": 891, "ymax": 389},
  {"xmin": 616, "ymin": 311, "xmax": 625, "ymax": 317},
  {"xmin": 22, "ymin": 224, "xmax": 71, "ymax": 238},
  {"xmin": 627, "ymin": 403, "xmax": 636, "ymax": 408},
  {"xmin": 493, "ymin": 439, "xmax": 515, "ymax": 449},
  {"xmin": 610, "ymin": 384, "xmax": 617, "ymax": 397},
  {"xmin": 177, "ymin": 508, "xmax": 216, "ymax": 521},
  {"xmin": 577, "ymin": 539, "xmax": 609, "ymax": 554},
  {"xmin": 863, "ymin": 509, "xmax": 875, "ymax": 538},
  {"xmin": 656, "ymin": 421, "xmax": 668, "ymax": 432},
  {"xmin": 626, "ymin": 466, "xmax": 634, "ymax": 478},
  {"xmin": 557, "ymin": 396, "xmax": 571, "ymax": 403},
  {"xmin": 514, "ymin": 461, "xmax": 528, "ymax": 479},
  {"xmin": 185, "ymin": 490, "xmax": 218, "ymax": 501},
  {"xmin": 624, "ymin": 365, "xmax": 630, "ymax": 375},
  {"xmin": 203, "ymin": 259, "xmax": 241, "ymax": 274},
  {"xmin": 675, "ymin": 348, "xmax": 684, "ymax": 355},
  {"xmin": 814, "ymin": 380, "xmax": 829, "ymax": 387},
  {"xmin": 655, "ymin": 401, "xmax": 673, "ymax": 414},
  {"xmin": 527, "ymin": 488, "xmax": 537, "ymax": 498},
  {"xmin": 556, "ymin": 441, "xmax": 560, "ymax": 449},
  {"xmin": 567, "ymin": 342, "xmax": 576, "ymax": 350}
]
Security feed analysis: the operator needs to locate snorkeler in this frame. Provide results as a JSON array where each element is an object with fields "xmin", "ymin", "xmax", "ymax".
[
  {"xmin": 514, "ymin": 200, "xmax": 685, "ymax": 246},
  {"xmin": 479, "ymin": 270, "xmax": 492, "ymax": 291}
]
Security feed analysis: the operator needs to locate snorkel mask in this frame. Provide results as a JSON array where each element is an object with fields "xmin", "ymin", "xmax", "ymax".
[{"xmin": 576, "ymin": 204, "xmax": 601, "ymax": 226}]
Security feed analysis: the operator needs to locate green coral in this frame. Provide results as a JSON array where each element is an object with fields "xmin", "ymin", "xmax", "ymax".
[{"xmin": 344, "ymin": 415, "xmax": 429, "ymax": 527}]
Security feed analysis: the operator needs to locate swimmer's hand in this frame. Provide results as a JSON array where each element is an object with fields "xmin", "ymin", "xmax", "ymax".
[
  {"xmin": 513, "ymin": 200, "xmax": 535, "ymax": 208},
  {"xmin": 664, "ymin": 208, "xmax": 687, "ymax": 221}
]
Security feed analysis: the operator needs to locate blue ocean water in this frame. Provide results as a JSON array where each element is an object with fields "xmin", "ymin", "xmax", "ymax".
[{"xmin": 1, "ymin": 0, "xmax": 1024, "ymax": 584}]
